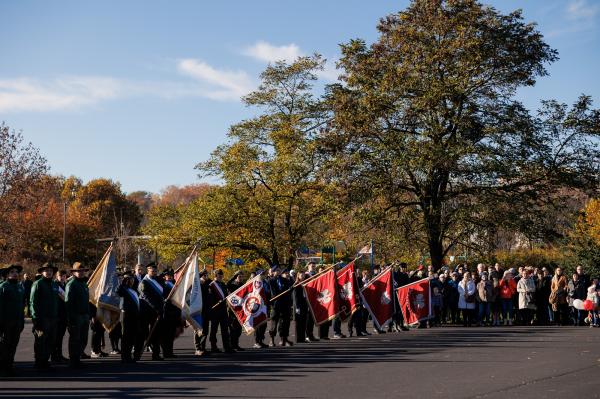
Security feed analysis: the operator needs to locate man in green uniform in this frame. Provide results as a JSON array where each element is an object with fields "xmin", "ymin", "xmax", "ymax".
[
  {"xmin": 65, "ymin": 262, "xmax": 90, "ymax": 368},
  {"xmin": 0, "ymin": 264, "xmax": 25, "ymax": 377},
  {"xmin": 30, "ymin": 263, "xmax": 59, "ymax": 370}
]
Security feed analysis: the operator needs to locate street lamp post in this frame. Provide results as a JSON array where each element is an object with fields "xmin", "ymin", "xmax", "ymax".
[
  {"xmin": 62, "ymin": 201, "xmax": 67, "ymax": 262},
  {"xmin": 62, "ymin": 188, "xmax": 76, "ymax": 263}
]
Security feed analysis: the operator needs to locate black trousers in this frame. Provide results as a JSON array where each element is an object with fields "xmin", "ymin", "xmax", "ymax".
[
  {"xmin": 194, "ymin": 314, "xmax": 210, "ymax": 351},
  {"xmin": 333, "ymin": 316, "xmax": 342, "ymax": 335},
  {"xmin": 33, "ymin": 318, "xmax": 57, "ymax": 366},
  {"xmin": 306, "ymin": 312, "xmax": 316, "ymax": 339},
  {"xmin": 109, "ymin": 322, "xmax": 122, "ymax": 351},
  {"xmin": 229, "ymin": 313, "xmax": 242, "ymax": 348},
  {"xmin": 319, "ymin": 320, "xmax": 331, "ymax": 339},
  {"xmin": 255, "ymin": 322, "xmax": 267, "ymax": 344},
  {"xmin": 269, "ymin": 308, "xmax": 291, "ymax": 339},
  {"xmin": 52, "ymin": 318, "xmax": 67, "ymax": 360},
  {"xmin": 67, "ymin": 315, "xmax": 89, "ymax": 365},
  {"xmin": 121, "ymin": 313, "xmax": 141, "ymax": 361},
  {"xmin": 0, "ymin": 321, "xmax": 23, "ymax": 371},
  {"xmin": 209, "ymin": 316, "xmax": 231, "ymax": 350},
  {"xmin": 294, "ymin": 310, "xmax": 307, "ymax": 343},
  {"xmin": 140, "ymin": 310, "xmax": 161, "ymax": 356},
  {"xmin": 90, "ymin": 318, "xmax": 105, "ymax": 353},
  {"xmin": 348, "ymin": 308, "xmax": 361, "ymax": 334}
]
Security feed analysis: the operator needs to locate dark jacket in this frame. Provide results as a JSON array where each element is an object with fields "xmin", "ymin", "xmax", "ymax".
[
  {"xmin": 293, "ymin": 285, "xmax": 308, "ymax": 317},
  {"xmin": 209, "ymin": 280, "xmax": 228, "ymax": 318},
  {"xmin": 270, "ymin": 275, "xmax": 293, "ymax": 311},
  {"xmin": 65, "ymin": 277, "xmax": 90, "ymax": 322},
  {"xmin": 30, "ymin": 277, "xmax": 59, "ymax": 320},
  {"xmin": 0, "ymin": 279, "xmax": 25, "ymax": 326},
  {"xmin": 118, "ymin": 284, "xmax": 140, "ymax": 316},
  {"xmin": 200, "ymin": 278, "xmax": 213, "ymax": 318},
  {"xmin": 139, "ymin": 277, "xmax": 165, "ymax": 315},
  {"xmin": 568, "ymin": 279, "xmax": 587, "ymax": 301}
]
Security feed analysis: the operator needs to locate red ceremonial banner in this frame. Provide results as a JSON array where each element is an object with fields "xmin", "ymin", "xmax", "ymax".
[
  {"xmin": 360, "ymin": 267, "xmax": 393, "ymax": 329},
  {"xmin": 337, "ymin": 260, "xmax": 358, "ymax": 320},
  {"xmin": 396, "ymin": 278, "xmax": 431, "ymax": 325},
  {"xmin": 303, "ymin": 268, "xmax": 340, "ymax": 325},
  {"xmin": 226, "ymin": 276, "xmax": 268, "ymax": 335}
]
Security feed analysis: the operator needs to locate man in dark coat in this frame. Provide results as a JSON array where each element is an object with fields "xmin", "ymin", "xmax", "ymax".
[
  {"xmin": 161, "ymin": 269, "xmax": 180, "ymax": 358},
  {"xmin": 253, "ymin": 269, "xmax": 271, "ymax": 348},
  {"xmin": 268, "ymin": 268, "xmax": 294, "ymax": 346},
  {"xmin": 208, "ymin": 269, "xmax": 232, "ymax": 353},
  {"xmin": 293, "ymin": 271, "xmax": 309, "ymax": 343},
  {"xmin": 52, "ymin": 269, "xmax": 69, "ymax": 363},
  {"xmin": 21, "ymin": 273, "xmax": 33, "ymax": 318},
  {"xmin": 117, "ymin": 271, "xmax": 141, "ymax": 363},
  {"xmin": 65, "ymin": 262, "xmax": 90, "ymax": 368},
  {"xmin": 226, "ymin": 271, "xmax": 245, "ymax": 351},
  {"xmin": 194, "ymin": 270, "xmax": 212, "ymax": 356},
  {"xmin": 30, "ymin": 263, "xmax": 60, "ymax": 370},
  {"xmin": 0, "ymin": 264, "xmax": 25, "ymax": 376},
  {"xmin": 138, "ymin": 263, "xmax": 165, "ymax": 360}
]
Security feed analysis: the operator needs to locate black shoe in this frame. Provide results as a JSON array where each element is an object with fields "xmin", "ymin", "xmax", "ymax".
[
  {"xmin": 233, "ymin": 346, "xmax": 245, "ymax": 351},
  {"xmin": 356, "ymin": 331, "xmax": 366, "ymax": 336},
  {"xmin": 401, "ymin": 326, "xmax": 409, "ymax": 331},
  {"xmin": 151, "ymin": 355, "xmax": 164, "ymax": 361},
  {"xmin": 258, "ymin": 342, "xmax": 269, "ymax": 348},
  {"xmin": 320, "ymin": 337, "xmax": 330, "ymax": 340},
  {"xmin": 211, "ymin": 347, "xmax": 223, "ymax": 353},
  {"xmin": 163, "ymin": 353, "xmax": 177, "ymax": 358}
]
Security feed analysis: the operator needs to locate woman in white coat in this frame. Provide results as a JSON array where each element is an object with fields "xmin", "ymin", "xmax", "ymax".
[
  {"xmin": 517, "ymin": 268, "xmax": 537, "ymax": 325},
  {"xmin": 458, "ymin": 272, "xmax": 476, "ymax": 326}
]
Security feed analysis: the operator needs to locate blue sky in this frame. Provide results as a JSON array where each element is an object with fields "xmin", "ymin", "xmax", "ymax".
[{"xmin": 1, "ymin": 0, "xmax": 599, "ymax": 194}]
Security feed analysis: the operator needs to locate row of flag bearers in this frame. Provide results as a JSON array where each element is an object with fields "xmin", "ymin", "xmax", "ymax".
[{"xmin": 0, "ymin": 244, "xmax": 433, "ymax": 376}]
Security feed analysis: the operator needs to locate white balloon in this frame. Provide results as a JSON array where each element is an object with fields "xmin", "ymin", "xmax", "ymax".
[{"xmin": 572, "ymin": 299, "xmax": 585, "ymax": 310}]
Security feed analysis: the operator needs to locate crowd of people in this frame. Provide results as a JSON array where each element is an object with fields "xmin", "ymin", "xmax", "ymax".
[{"xmin": 0, "ymin": 260, "xmax": 598, "ymax": 377}]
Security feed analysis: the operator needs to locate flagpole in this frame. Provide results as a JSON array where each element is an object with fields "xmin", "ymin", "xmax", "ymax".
[
  {"xmin": 145, "ymin": 243, "xmax": 199, "ymax": 349},
  {"xmin": 370, "ymin": 239, "xmax": 374, "ymax": 273}
]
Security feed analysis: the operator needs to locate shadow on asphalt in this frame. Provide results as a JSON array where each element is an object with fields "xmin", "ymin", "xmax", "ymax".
[{"xmin": 0, "ymin": 326, "xmax": 570, "ymax": 398}]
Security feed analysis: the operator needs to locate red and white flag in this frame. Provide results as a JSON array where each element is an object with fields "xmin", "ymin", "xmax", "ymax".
[
  {"xmin": 360, "ymin": 266, "xmax": 393, "ymax": 329},
  {"xmin": 303, "ymin": 268, "xmax": 340, "ymax": 325},
  {"xmin": 396, "ymin": 278, "xmax": 431, "ymax": 325},
  {"xmin": 336, "ymin": 260, "xmax": 358, "ymax": 320},
  {"xmin": 226, "ymin": 276, "xmax": 268, "ymax": 335}
]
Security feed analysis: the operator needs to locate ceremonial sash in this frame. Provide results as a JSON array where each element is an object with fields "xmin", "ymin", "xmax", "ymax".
[
  {"xmin": 210, "ymin": 281, "xmax": 225, "ymax": 300},
  {"xmin": 144, "ymin": 276, "xmax": 164, "ymax": 295},
  {"xmin": 126, "ymin": 288, "xmax": 140, "ymax": 309}
]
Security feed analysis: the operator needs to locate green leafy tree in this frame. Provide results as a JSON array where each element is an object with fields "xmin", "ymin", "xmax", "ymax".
[
  {"xmin": 325, "ymin": 0, "xmax": 600, "ymax": 269},
  {"xmin": 193, "ymin": 55, "xmax": 335, "ymax": 267}
]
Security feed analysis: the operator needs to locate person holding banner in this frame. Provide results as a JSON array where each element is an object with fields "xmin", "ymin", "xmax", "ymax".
[
  {"xmin": 65, "ymin": 262, "xmax": 90, "ymax": 368},
  {"xmin": 194, "ymin": 270, "xmax": 212, "ymax": 356},
  {"xmin": 268, "ymin": 267, "xmax": 294, "ymax": 347},
  {"xmin": 161, "ymin": 269, "xmax": 180, "ymax": 358},
  {"xmin": 254, "ymin": 269, "xmax": 271, "ymax": 349},
  {"xmin": 226, "ymin": 271, "xmax": 245, "ymax": 351},
  {"xmin": 293, "ymin": 271, "xmax": 309, "ymax": 343},
  {"xmin": 139, "ymin": 263, "xmax": 165, "ymax": 361},
  {"xmin": 208, "ymin": 269, "xmax": 233, "ymax": 353},
  {"xmin": 117, "ymin": 271, "xmax": 141, "ymax": 363}
]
